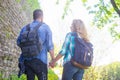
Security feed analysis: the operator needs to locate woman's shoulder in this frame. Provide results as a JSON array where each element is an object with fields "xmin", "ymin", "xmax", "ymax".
[
  {"xmin": 66, "ymin": 32, "xmax": 73, "ymax": 37},
  {"xmin": 65, "ymin": 32, "xmax": 76, "ymax": 39},
  {"xmin": 67, "ymin": 32, "xmax": 77, "ymax": 37},
  {"xmin": 64, "ymin": 32, "xmax": 71, "ymax": 39},
  {"xmin": 67, "ymin": 32, "xmax": 76, "ymax": 35}
]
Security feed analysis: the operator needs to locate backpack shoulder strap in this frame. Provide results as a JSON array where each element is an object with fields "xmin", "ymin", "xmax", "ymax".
[
  {"xmin": 26, "ymin": 24, "xmax": 30, "ymax": 31},
  {"xmin": 34, "ymin": 23, "xmax": 43, "ymax": 32},
  {"xmin": 71, "ymin": 32, "xmax": 77, "ymax": 37},
  {"xmin": 80, "ymin": 40, "xmax": 93, "ymax": 53},
  {"xmin": 72, "ymin": 32, "xmax": 93, "ymax": 53}
]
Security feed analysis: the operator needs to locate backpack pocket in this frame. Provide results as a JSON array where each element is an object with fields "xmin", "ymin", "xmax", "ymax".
[
  {"xmin": 20, "ymin": 31, "xmax": 29, "ymax": 43},
  {"xmin": 21, "ymin": 45, "xmax": 39, "ymax": 58},
  {"xmin": 83, "ymin": 51, "xmax": 93, "ymax": 66},
  {"xmin": 21, "ymin": 46, "xmax": 29, "ymax": 57},
  {"xmin": 29, "ymin": 45, "xmax": 39, "ymax": 56},
  {"xmin": 28, "ymin": 31, "xmax": 37, "ymax": 42}
]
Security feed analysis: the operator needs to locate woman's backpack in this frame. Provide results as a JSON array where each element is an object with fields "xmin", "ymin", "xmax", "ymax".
[{"xmin": 71, "ymin": 33, "xmax": 93, "ymax": 69}]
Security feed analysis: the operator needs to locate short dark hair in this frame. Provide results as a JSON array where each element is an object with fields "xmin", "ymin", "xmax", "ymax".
[{"xmin": 33, "ymin": 9, "xmax": 43, "ymax": 20}]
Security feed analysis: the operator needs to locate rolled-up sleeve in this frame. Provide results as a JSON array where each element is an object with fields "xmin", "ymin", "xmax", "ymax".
[
  {"xmin": 46, "ymin": 26, "xmax": 54, "ymax": 51},
  {"xmin": 59, "ymin": 33, "xmax": 71, "ymax": 55}
]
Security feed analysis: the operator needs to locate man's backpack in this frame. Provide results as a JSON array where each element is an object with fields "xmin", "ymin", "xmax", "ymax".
[
  {"xmin": 70, "ymin": 33, "xmax": 93, "ymax": 69},
  {"xmin": 19, "ymin": 23, "xmax": 42, "ymax": 58}
]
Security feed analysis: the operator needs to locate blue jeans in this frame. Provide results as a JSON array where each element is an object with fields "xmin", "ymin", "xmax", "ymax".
[{"xmin": 62, "ymin": 62, "xmax": 84, "ymax": 80}]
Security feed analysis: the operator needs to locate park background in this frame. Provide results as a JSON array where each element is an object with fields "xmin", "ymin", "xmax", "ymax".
[{"xmin": 0, "ymin": 0, "xmax": 120, "ymax": 80}]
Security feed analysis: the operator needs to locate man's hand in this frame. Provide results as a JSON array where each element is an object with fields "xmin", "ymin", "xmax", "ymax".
[
  {"xmin": 49, "ymin": 59, "xmax": 56, "ymax": 68},
  {"xmin": 49, "ymin": 53, "xmax": 63, "ymax": 68}
]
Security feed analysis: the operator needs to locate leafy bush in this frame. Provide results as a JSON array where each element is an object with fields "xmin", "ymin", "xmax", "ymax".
[
  {"xmin": 48, "ymin": 69, "xmax": 59, "ymax": 80},
  {"xmin": 1, "ymin": 62, "xmax": 120, "ymax": 80},
  {"xmin": 83, "ymin": 67, "xmax": 99, "ymax": 80},
  {"xmin": 99, "ymin": 62, "xmax": 120, "ymax": 80},
  {"xmin": 0, "ymin": 69, "xmax": 58, "ymax": 80},
  {"xmin": 83, "ymin": 62, "xmax": 120, "ymax": 80}
]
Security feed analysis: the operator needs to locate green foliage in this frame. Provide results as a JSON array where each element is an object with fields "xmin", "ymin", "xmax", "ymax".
[
  {"xmin": 0, "ymin": 73, "xmax": 26, "ymax": 80},
  {"xmin": 83, "ymin": 62, "xmax": 120, "ymax": 80},
  {"xmin": 109, "ymin": 25, "xmax": 120, "ymax": 41},
  {"xmin": 85, "ymin": 0, "xmax": 114, "ymax": 29},
  {"xmin": 48, "ymin": 69, "xmax": 59, "ymax": 80},
  {"xmin": 1, "ymin": 62, "xmax": 120, "ymax": 80},
  {"xmin": 16, "ymin": 0, "xmax": 21, "ymax": 3},
  {"xmin": 0, "ymin": 69, "xmax": 58, "ymax": 80},
  {"xmin": 25, "ymin": 0, "xmax": 40, "ymax": 20},
  {"xmin": 15, "ymin": 0, "xmax": 40, "ymax": 21},
  {"xmin": 81, "ymin": 0, "xmax": 87, "ymax": 3},
  {"xmin": 59, "ymin": 0, "xmax": 120, "ymax": 40},
  {"xmin": 99, "ymin": 62, "xmax": 120, "ymax": 80},
  {"xmin": 16, "ymin": 0, "xmax": 40, "ymax": 10},
  {"xmin": 26, "ymin": 0, "xmax": 40, "ymax": 11},
  {"xmin": 61, "ymin": 0, "xmax": 74, "ymax": 19},
  {"xmin": 0, "ymin": 72, "xmax": 3, "ymax": 80},
  {"xmin": 115, "ymin": 0, "xmax": 120, "ymax": 8},
  {"xmin": 83, "ymin": 67, "xmax": 99, "ymax": 80},
  {"xmin": 83, "ymin": 0, "xmax": 120, "ymax": 40}
]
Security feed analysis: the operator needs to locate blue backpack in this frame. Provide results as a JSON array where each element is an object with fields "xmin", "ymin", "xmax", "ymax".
[
  {"xmin": 19, "ymin": 23, "xmax": 42, "ymax": 58},
  {"xmin": 71, "ymin": 33, "xmax": 93, "ymax": 69}
]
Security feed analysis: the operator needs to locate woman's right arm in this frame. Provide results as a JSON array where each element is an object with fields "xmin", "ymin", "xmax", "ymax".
[
  {"xmin": 50, "ymin": 33, "xmax": 71, "ymax": 67},
  {"xmin": 50, "ymin": 53, "xmax": 63, "ymax": 67}
]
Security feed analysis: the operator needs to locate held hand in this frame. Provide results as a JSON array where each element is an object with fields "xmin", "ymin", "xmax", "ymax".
[
  {"xmin": 49, "ymin": 60, "xmax": 56, "ymax": 68},
  {"xmin": 49, "ymin": 54, "xmax": 62, "ymax": 68}
]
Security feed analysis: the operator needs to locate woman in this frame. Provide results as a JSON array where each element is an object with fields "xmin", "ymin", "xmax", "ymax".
[{"xmin": 50, "ymin": 19, "xmax": 89, "ymax": 80}]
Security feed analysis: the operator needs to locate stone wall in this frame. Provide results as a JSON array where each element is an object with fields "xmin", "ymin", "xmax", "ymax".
[{"xmin": 0, "ymin": 0, "xmax": 39, "ymax": 77}]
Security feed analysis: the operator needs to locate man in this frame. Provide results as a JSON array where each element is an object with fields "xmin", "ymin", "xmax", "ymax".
[{"xmin": 17, "ymin": 9, "xmax": 54, "ymax": 80}]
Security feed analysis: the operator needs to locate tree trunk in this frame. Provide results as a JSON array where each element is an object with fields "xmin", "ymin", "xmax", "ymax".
[{"xmin": 111, "ymin": 0, "xmax": 120, "ymax": 17}]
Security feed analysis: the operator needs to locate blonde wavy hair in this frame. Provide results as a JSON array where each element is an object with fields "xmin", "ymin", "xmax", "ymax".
[{"xmin": 71, "ymin": 19, "xmax": 89, "ymax": 42}]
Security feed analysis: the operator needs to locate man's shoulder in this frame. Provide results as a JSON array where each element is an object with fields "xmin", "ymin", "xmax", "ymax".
[
  {"xmin": 41, "ymin": 23, "xmax": 49, "ymax": 28},
  {"xmin": 20, "ymin": 24, "xmax": 28, "ymax": 32},
  {"xmin": 23, "ymin": 23, "xmax": 31, "ymax": 28},
  {"xmin": 41, "ymin": 23, "xmax": 51, "ymax": 31}
]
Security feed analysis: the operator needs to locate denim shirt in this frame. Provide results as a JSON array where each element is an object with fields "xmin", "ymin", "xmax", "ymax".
[{"xmin": 17, "ymin": 20, "xmax": 54, "ymax": 64}]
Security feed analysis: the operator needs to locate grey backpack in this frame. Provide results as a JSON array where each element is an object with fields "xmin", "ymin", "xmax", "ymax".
[{"xmin": 19, "ymin": 23, "xmax": 42, "ymax": 58}]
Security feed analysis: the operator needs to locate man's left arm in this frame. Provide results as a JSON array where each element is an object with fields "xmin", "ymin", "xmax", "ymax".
[
  {"xmin": 16, "ymin": 27, "xmax": 25, "ymax": 63},
  {"xmin": 17, "ymin": 27, "xmax": 25, "ymax": 47}
]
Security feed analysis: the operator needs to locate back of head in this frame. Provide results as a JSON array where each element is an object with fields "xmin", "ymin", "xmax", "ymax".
[
  {"xmin": 33, "ymin": 9, "xmax": 43, "ymax": 20},
  {"xmin": 72, "ymin": 19, "xmax": 89, "ymax": 42}
]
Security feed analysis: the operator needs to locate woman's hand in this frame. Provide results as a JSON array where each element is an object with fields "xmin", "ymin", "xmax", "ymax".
[
  {"xmin": 49, "ymin": 59, "xmax": 56, "ymax": 68},
  {"xmin": 49, "ymin": 53, "xmax": 63, "ymax": 68}
]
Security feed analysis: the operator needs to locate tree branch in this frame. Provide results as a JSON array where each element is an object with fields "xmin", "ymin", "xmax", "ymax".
[{"xmin": 111, "ymin": 0, "xmax": 120, "ymax": 17}]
